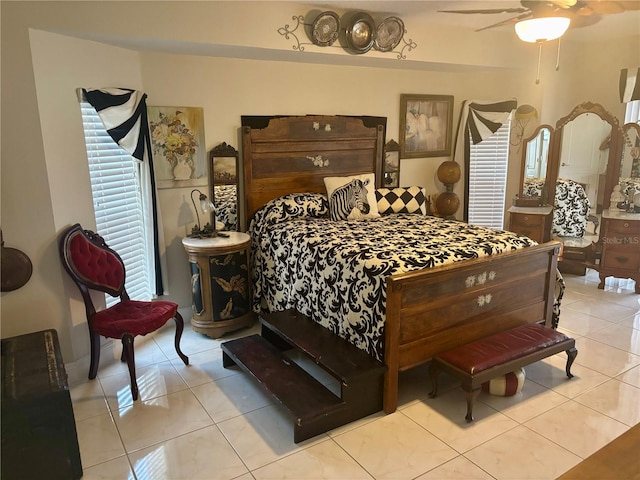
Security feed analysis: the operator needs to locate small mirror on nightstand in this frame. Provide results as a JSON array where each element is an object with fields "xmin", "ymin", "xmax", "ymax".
[
  {"xmin": 210, "ymin": 142, "xmax": 239, "ymax": 232},
  {"xmin": 383, "ymin": 139, "xmax": 400, "ymax": 188}
]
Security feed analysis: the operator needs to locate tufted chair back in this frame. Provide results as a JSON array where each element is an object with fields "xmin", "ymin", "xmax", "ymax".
[{"xmin": 62, "ymin": 225, "xmax": 126, "ymax": 298}]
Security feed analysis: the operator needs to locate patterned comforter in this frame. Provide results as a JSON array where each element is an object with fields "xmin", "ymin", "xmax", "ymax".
[{"xmin": 250, "ymin": 193, "xmax": 563, "ymax": 361}]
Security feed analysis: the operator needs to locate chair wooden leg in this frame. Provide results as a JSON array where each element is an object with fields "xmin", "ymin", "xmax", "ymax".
[
  {"xmin": 88, "ymin": 330, "xmax": 101, "ymax": 380},
  {"xmin": 565, "ymin": 347, "xmax": 578, "ymax": 378},
  {"xmin": 173, "ymin": 312, "xmax": 189, "ymax": 366},
  {"xmin": 121, "ymin": 334, "xmax": 139, "ymax": 401}
]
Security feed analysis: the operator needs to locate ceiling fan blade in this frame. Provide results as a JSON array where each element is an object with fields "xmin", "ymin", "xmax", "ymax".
[
  {"xmin": 476, "ymin": 12, "xmax": 533, "ymax": 31},
  {"xmin": 568, "ymin": 13, "xmax": 603, "ymax": 27},
  {"xmin": 438, "ymin": 7, "xmax": 529, "ymax": 15}
]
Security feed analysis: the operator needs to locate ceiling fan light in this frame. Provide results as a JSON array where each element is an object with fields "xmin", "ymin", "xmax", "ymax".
[{"xmin": 515, "ymin": 17, "xmax": 571, "ymax": 42}]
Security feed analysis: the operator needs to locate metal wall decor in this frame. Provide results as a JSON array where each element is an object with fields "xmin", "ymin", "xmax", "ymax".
[
  {"xmin": 311, "ymin": 11, "xmax": 340, "ymax": 46},
  {"xmin": 277, "ymin": 11, "xmax": 417, "ymax": 59}
]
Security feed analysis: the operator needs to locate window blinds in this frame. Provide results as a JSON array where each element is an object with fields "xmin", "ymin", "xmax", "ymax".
[
  {"xmin": 467, "ymin": 120, "xmax": 511, "ymax": 230},
  {"xmin": 80, "ymin": 102, "xmax": 152, "ymax": 305}
]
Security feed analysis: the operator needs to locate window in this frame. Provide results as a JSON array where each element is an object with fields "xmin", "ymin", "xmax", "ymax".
[
  {"xmin": 467, "ymin": 120, "xmax": 512, "ymax": 229},
  {"xmin": 625, "ymin": 100, "xmax": 640, "ymax": 123},
  {"xmin": 80, "ymin": 101, "xmax": 152, "ymax": 306}
]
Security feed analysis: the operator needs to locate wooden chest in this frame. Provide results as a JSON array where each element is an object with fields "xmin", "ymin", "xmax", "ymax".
[{"xmin": 1, "ymin": 329, "xmax": 82, "ymax": 480}]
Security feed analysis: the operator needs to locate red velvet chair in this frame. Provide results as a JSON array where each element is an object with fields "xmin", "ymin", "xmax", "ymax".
[{"xmin": 59, "ymin": 223, "xmax": 189, "ymax": 400}]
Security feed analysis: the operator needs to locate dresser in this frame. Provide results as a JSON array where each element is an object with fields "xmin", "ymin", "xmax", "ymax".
[
  {"xmin": 182, "ymin": 233, "xmax": 255, "ymax": 338},
  {"xmin": 598, "ymin": 210, "xmax": 640, "ymax": 293},
  {"xmin": 508, "ymin": 205, "xmax": 553, "ymax": 244}
]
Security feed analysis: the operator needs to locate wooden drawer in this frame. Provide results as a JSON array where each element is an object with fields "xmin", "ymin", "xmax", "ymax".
[
  {"xmin": 601, "ymin": 247, "xmax": 640, "ymax": 272},
  {"xmin": 604, "ymin": 218, "xmax": 640, "ymax": 235},
  {"xmin": 511, "ymin": 213, "xmax": 543, "ymax": 227}
]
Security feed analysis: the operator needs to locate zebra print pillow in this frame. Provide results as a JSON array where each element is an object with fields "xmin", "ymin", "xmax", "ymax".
[
  {"xmin": 323, "ymin": 174, "xmax": 380, "ymax": 221},
  {"xmin": 376, "ymin": 186, "xmax": 428, "ymax": 215}
]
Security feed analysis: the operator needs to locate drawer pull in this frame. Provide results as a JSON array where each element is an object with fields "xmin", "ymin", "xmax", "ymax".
[
  {"xmin": 523, "ymin": 216, "xmax": 529, "ymax": 221},
  {"xmin": 624, "ymin": 222, "xmax": 629, "ymax": 228},
  {"xmin": 614, "ymin": 256, "xmax": 629, "ymax": 264}
]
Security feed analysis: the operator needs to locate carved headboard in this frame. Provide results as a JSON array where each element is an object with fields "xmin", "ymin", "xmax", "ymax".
[{"xmin": 241, "ymin": 115, "xmax": 385, "ymax": 230}]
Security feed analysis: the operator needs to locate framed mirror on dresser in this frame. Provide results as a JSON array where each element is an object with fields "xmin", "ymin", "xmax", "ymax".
[
  {"xmin": 597, "ymin": 122, "xmax": 640, "ymax": 293},
  {"xmin": 508, "ymin": 124, "xmax": 555, "ymax": 244},
  {"xmin": 210, "ymin": 142, "xmax": 239, "ymax": 232}
]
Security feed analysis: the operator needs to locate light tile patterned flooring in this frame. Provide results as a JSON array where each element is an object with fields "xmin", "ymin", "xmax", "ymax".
[{"xmin": 66, "ymin": 270, "xmax": 640, "ymax": 480}]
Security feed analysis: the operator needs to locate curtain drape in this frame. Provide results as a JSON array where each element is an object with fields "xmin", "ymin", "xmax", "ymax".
[
  {"xmin": 619, "ymin": 67, "xmax": 640, "ymax": 103},
  {"xmin": 83, "ymin": 88, "xmax": 166, "ymax": 296},
  {"xmin": 453, "ymin": 99, "xmax": 517, "ymax": 220}
]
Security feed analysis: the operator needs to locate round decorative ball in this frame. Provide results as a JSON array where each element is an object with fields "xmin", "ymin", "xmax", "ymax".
[
  {"xmin": 437, "ymin": 160, "xmax": 461, "ymax": 185},
  {"xmin": 435, "ymin": 192, "xmax": 460, "ymax": 217},
  {"xmin": 482, "ymin": 368, "xmax": 526, "ymax": 397}
]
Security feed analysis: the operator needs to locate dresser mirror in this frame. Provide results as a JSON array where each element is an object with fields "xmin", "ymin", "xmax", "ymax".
[
  {"xmin": 209, "ymin": 142, "xmax": 239, "ymax": 231},
  {"xmin": 619, "ymin": 122, "xmax": 640, "ymax": 209},
  {"xmin": 548, "ymin": 102, "xmax": 620, "ymax": 239},
  {"xmin": 519, "ymin": 124, "xmax": 554, "ymax": 206}
]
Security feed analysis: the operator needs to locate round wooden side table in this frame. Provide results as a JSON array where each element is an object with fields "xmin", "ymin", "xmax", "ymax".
[{"xmin": 182, "ymin": 232, "xmax": 254, "ymax": 338}]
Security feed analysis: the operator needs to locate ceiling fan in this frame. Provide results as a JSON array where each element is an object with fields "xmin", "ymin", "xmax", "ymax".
[{"xmin": 439, "ymin": 0, "xmax": 640, "ymax": 37}]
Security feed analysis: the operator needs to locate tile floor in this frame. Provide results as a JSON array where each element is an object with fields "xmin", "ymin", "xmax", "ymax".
[{"xmin": 66, "ymin": 269, "xmax": 640, "ymax": 480}]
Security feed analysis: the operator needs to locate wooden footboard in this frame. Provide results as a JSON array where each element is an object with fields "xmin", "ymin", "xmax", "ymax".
[{"xmin": 383, "ymin": 241, "xmax": 560, "ymax": 413}]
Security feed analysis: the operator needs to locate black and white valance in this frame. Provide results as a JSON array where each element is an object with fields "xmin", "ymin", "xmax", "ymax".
[
  {"xmin": 82, "ymin": 88, "xmax": 164, "ymax": 295},
  {"xmin": 453, "ymin": 99, "xmax": 517, "ymax": 221},
  {"xmin": 619, "ymin": 67, "xmax": 640, "ymax": 103}
]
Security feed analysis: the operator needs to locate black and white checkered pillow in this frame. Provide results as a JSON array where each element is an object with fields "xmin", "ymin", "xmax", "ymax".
[{"xmin": 375, "ymin": 186, "xmax": 427, "ymax": 215}]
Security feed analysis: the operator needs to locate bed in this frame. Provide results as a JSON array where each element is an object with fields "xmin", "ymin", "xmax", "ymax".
[{"xmin": 243, "ymin": 115, "xmax": 562, "ymax": 413}]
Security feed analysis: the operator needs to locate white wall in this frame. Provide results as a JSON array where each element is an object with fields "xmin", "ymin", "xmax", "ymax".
[{"xmin": 2, "ymin": 1, "xmax": 638, "ymax": 361}]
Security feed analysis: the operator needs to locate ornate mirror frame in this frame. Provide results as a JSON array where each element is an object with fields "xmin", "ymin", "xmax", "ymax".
[
  {"xmin": 518, "ymin": 124, "xmax": 554, "ymax": 206},
  {"xmin": 209, "ymin": 142, "xmax": 239, "ymax": 232},
  {"xmin": 383, "ymin": 139, "xmax": 401, "ymax": 188},
  {"xmin": 548, "ymin": 102, "xmax": 622, "ymax": 223}
]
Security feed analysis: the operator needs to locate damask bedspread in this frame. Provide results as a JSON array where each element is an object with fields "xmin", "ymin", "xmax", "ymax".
[{"xmin": 250, "ymin": 193, "xmax": 561, "ymax": 361}]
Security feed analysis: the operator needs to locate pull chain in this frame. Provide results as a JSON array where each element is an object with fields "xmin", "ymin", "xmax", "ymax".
[
  {"xmin": 556, "ymin": 37, "xmax": 562, "ymax": 71},
  {"xmin": 536, "ymin": 42, "xmax": 542, "ymax": 85}
]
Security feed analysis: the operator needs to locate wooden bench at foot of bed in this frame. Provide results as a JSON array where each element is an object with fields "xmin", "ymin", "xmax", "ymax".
[
  {"xmin": 428, "ymin": 323, "xmax": 577, "ymax": 422},
  {"xmin": 221, "ymin": 310, "xmax": 386, "ymax": 443}
]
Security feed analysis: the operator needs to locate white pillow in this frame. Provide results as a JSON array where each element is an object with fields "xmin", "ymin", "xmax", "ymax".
[{"xmin": 323, "ymin": 173, "xmax": 380, "ymax": 221}]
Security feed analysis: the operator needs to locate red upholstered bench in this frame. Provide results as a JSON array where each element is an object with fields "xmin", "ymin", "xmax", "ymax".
[{"xmin": 429, "ymin": 323, "xmax": 577, "ymax": 422}]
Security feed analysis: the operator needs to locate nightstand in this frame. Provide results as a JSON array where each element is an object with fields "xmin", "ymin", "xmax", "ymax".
[
  {"xmin": 598, "ymin": 210, "xmax": 640, "ymax": 293},
  {"xmin": 508, "ymin": 205, "xmax": 553, "ymax": 244},
  {"xmin": 182, "ymin": 232, "xmax": 254, "ymax": 338}
]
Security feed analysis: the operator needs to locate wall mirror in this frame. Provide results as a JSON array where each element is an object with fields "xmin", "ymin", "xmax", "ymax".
[
  {"xmin": 519, "ymin": 124, "xmax": 553, "ymax": 206},
  {"xmin": 548, "ymin": 102, "xmax": 620, "ymax": 239},
  {"xmin": 620, "ymin": 122, "xmax": 640, "ymax": 204},
  {"xmin": 209, "ymin": 142, "xmax": 239, "ymax": 231}
]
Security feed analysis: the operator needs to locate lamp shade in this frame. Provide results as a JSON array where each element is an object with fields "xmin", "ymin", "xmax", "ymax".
[{"xmin": 515, "ymin": 17, "xmax": 570, "ymax": 43}]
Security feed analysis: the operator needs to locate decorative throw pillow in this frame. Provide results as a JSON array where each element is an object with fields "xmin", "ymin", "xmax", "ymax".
[
  {"xmin": 375, "ymin": 186, "xmax": 427, "ymax": 215},
  {"xmin": 323, "ymin": 174, "xmax": 380, "ymax": 221}
]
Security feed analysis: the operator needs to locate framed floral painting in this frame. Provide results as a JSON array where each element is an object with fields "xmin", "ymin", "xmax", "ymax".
[
  {"xmin": 148, "ymin": 106, "xmax": 207, "ymax": 189},
  {"xmin": 399, "ymin": 94, "xmax": 454, "ymax": 159}
]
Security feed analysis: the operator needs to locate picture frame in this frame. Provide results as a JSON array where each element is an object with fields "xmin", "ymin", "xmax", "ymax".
[
  {"xmin": 383, "ymin": 139, "xmax": 401, "ymax": 188},
  {"xmin": 399, "ymin": 94, "xmax": 454, "ymax": 159},
  {"xmin": 147, "ymin": 106, "xmax": 207, "ymax": 189}
]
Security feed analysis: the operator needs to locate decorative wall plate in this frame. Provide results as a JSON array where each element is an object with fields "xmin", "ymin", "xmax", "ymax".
[
  {"xmin": 311, "ymin": 11, "xmax": 340, "ymax": 47},
  {"xmin": 374, "ymin": 16, "xmax": 404, "ymax": 52},
  {"xmin": 344, "ymin": 12, "xmax": 376, "ymax": 54}
]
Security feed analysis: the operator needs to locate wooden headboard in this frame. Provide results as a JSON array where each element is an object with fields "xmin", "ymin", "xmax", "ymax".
[{"xmin": 241, "ymin": 115, "xmax": 385, "ymax": 229}]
